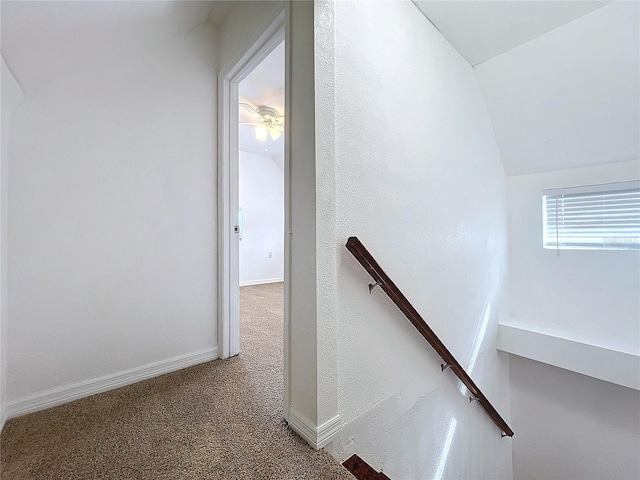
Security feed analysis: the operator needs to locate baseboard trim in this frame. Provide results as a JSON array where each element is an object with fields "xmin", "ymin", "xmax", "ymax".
[
  {"xmin": 1, "ymin": 407, "xmax": 7, "ymax": 433},
  {"xmin": 288, "ymin": 407, "xmax": 342, "ymax": 450},
  {"xmin": 6, "ymin": 347, "xmax": 218, "ymax": 419},
  {"xmin": 239, "ymin": 277, "xmax": 284, "ymax": 287}
]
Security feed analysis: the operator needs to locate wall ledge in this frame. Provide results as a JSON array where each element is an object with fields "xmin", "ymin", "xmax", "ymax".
[
  {"xmin": 498, "ymin": 322, "xmax": 639, "ymax": 390},
  {"xmin": 6, "ymin": 347, "xmax": 218, "ymax": 419}
]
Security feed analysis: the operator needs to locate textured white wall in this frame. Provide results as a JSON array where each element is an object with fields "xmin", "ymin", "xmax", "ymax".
[
  {"xmin": 315, "ymin": 0, "xmax": 341, "ymax": 434},
  {"xmin": 239, "ymin": 151, "xmax": 284, "ymax": 285},
  {"xmin": 219, "ymin": 0, "xmax": 329, "ymax": 440},
  {"xmin": 7, "ymin": 25, "xmax": 218, "ymax": 404},
  {"xmin": 507, "ymin": 160, "xmax": 640, "ymax": 353},
  {"xmin": 1, "ymin": 57, "xmax": 25, "ymax": 428},
  {"xmin": 287, "ymin": 0, "xmax": 322, "ymax": 429},
  {"xmin": 319, "ymin": 1, "xmax": 512, "ymax": 477},
  {"xmin": 510, "ymin": 355, "xmax": 640, "ymax": 480}
]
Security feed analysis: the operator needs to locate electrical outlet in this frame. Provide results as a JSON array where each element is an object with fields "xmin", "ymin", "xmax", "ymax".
[{"xmin": 268, "ymin": 251, "xmax": 273, "ymax": 258}]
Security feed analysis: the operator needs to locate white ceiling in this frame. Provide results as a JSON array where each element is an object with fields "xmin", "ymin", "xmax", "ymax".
[
  {"xmin": 4, "ymin": 1, "xmax": 635, "ymax": 176},
  {"xmin": 239, "ymin": 42, "xmax": 285, "ymax": 157},
  {"xmin": 1, "ymin": 1, "xmax": 216, "ymax": 93},
  {"xmin": 475, "ymin": 1, "xmax": 639, "ymax": 175},
  {"xmin": 413, "ymin": 0, "xmax": 611, "ymax": 66},
  {"xmin": 1, "ymin": 0, "xmax": 283, "ymax": 157}
]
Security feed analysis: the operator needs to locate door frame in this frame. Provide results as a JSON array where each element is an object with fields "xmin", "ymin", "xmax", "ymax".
[{"xmin": 217, "ymin": 10, "xmax": 286, "ymax": 359}]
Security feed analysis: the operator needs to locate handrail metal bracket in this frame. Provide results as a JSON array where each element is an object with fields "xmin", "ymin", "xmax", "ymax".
[
  {"xmin": 441, "ymin": 363, "xmax": 451, "ymax": 372},
  {"xmin": 469, "ymin": 396, "xmax": 480, "ymax": 403},
  {"xmin": 501, "ymin": 432, "xmax": 508, "ymax": 438},
  {"xmin": 368, "ymin": 280, "xmax": 383, "ymax": 294}
]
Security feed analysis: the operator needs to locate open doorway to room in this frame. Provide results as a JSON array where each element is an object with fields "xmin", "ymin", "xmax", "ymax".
[
  {"xmin": 238, "ymin": 43, "xmax": 285, "ymax": 290},
  {"xmin": 217, "ymin": 8, "xmax": 285, "ymax": 362},
  {"xmin": 217, "ymin": 7, "xmax": 291, "ymax": 416},
  {"xmin": 236, "ymin": 41, "xmax": 285, "ymax": 350}
]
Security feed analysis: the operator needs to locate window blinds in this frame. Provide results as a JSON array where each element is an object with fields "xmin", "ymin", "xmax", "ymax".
[{"xmin": 543, "ymin": 180, "xmax": 640, "ymax": 250}]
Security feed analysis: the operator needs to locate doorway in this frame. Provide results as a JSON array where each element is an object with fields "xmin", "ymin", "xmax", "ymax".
[
  {"xmin": 237, "ymin": 43, "xmax": 285, "ymax": 290},
  {"xmin": 236, "ymin": 43, "xmax": 285, "ymax": 370},
  {"xmin": 217, "ymin": 2, "xmax": 331, "ymax": 444},
  {"xmin": 216, "ymin": 11, "xmax": 286, "ymax": 363}
]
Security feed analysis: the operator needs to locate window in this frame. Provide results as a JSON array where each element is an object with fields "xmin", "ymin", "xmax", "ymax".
[{"xmin": 543, "ymin": 180, "xmax": 640, "ymax": 250}]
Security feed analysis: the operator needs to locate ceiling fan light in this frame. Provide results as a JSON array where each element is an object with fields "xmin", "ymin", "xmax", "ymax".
[
  {"xmin": 270, "ymin": 129, "xmax": 281, "ymax": 140},
  {"xmin": 255, "ymin": 125, "xmax": 268, "ymax": 141}
]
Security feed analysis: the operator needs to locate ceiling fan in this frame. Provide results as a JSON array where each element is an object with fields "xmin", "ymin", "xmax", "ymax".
[{"xmin": 239, "ymin": 103, "xmax": 284, "ymax": 141}]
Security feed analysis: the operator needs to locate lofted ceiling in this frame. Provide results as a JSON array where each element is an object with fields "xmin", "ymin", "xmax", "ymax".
[
  {"xmin": 474, "ymin": 1, "xmax": 639, "ymax": 175},
  {"xmin": 413, "ymin": 0, "xmax": 611, "ymax": 66},
  {"xmin": 0, "ymin": 1, "xmax": 225, "ymax": 93},
  {"xmin": 415, "ymin": 0, "xmax": 639, "ymax": 176},
  {"xmin": 239, "ymin": 42, "xmax": 285, "ymax": 158},
  {"xmin": 3, "ymin": 1, "xmax": 636, "ymax": 176},
  {"xmin": 1, "ymin": 0, "xmax": 283, "ymax": 158}
]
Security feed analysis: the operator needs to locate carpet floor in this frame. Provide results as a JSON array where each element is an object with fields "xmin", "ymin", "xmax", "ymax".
[{"xmin": 1, "ymin": 283, "xmax": 353, "ymax": 480}]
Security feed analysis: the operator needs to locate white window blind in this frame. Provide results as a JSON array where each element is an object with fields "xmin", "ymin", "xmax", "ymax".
[{"xmin": 543, "ymin": 180, "xmax": 640, "ymax": 250}]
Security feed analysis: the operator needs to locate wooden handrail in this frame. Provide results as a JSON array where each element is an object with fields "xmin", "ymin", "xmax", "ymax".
[{"xmin": 346, "ymin": 236, "xmax": 514, "ymax": 437}]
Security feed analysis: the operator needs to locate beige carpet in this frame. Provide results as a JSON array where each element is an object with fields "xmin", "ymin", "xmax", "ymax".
[{"xmin": 1, "ymin": 283, "xmax": 353, "ymax": 480}]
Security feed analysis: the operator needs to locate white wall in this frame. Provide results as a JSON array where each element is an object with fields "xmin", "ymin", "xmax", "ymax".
[
  {"xmin": 218, "ymin": 1, "xmax": 283, "ymax": 75},
  {"xmin": 6, "ymin": 25, "xmax": 218, "ymax": 414},
  {"xmin": 286, "ymin": 0, "xmax": 326, "ymax": 436},
  {"xmin": 505, "ymin": 160, "xmax": 640, "ymax": 479},
  {"xmin": 1, "ymin": 57, "xmax": 25, "ymax": 428},
  {"xmin": 510, "ymin": 355, "xmax": 640, "ymax": 480},
  {"xmin": 239, "ymin": 151, "xmax": 284, "ymax": 285},
  {"xmin": 507, "ymin": 160, "xmax": 640, "ymax": 353},
  {"xmin": 315, "ymin": 0, "xmax": 342, "ymax": 441},
  {"xmin": 473, "ymin": 3, "xmax": 640, "ymax": 477},
  {"xmin": 271, "ymin": 152, "xmax": 284, "ymax": 173},
  {"xmin": 318, "ymin": 1, "xmax": 512, "ymax": 477},
  {"xmin": 218, "ymin": 1, "xmax": 335, "ymax": 447}
]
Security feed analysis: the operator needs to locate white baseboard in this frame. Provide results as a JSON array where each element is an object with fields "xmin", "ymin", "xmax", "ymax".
[
  {"xmin": 288, "ymin": 407, "xmax": 342, "ymax": 450},
  {"xmin": 239, "ymin": 277, "xmax": 284, "ymax": 287},
  {"xmin": 6, "ymin": 347, "xmax": 218, "ymax": 419},
  {"xmin": 1, "ymin": 406, "xmax": 6, "ymax": 433}
]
